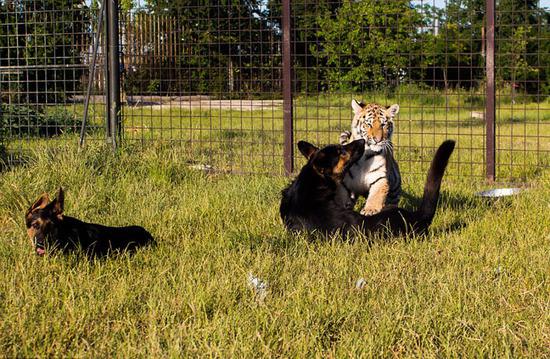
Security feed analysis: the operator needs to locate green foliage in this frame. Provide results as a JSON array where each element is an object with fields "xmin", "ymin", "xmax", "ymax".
[
  {"xmin": 0, "ymin": 104, "xmax": 79, "ymax": 137},
  {"xmin": 430, "ymin": 0, "xmax": 549, "ymax": 94},
  {"xmin": 0, "ymin": 0, "xmax": 89, "ymax": 103},
  {"xmin": 123, "ymin": 1, "xmax": 278, "ymax": 96},
  {"xmin": 1, "ymin": 0, "xmax": 548, "ymax": 100},
  {"xmin": 313, "ymin": 0, "xmax": 422, "ymax": 91}
]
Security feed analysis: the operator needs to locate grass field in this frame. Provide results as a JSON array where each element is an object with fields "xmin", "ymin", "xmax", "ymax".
[
  {"xmin": 4, "ymin": 90, "xmax": 549, "ymax": 181},
  {"xmin": 0, "ymin": 141, "xmax": 549, "ymax": 357}
]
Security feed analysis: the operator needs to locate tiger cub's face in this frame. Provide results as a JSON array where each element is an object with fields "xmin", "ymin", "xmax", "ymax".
[{"xmin": 351, "ymin": 100, "xmax": 399, "ymax": 152}]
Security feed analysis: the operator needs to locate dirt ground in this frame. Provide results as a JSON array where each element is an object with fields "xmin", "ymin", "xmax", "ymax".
[{"xmin": 73, "ymin": 95, "xmax": 283, "ymax": 111}]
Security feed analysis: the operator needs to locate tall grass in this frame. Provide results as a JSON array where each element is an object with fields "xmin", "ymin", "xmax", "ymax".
[{"xmin": 0, "ymin": 143, "xmax": 548, "ymax": 357}]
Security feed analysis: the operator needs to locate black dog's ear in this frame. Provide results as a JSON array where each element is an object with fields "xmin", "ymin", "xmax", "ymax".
[
  {"xmin": 343, "ymin": 139, "xmax": 366, "ymax": 161},
  {"xmin": 26, "ymin": 193, "xmax": 50, "ymax": 217},
  {"xmin": 297, "ymin": 141, "xmax": 319, "ymax": 160},
  {"xmin": 50, "ymin": 187, "xmax": 65, "ymax": 219},
  {"xmin": 344, "ymin": 139, "xmax": 365, "ymax": 154}
]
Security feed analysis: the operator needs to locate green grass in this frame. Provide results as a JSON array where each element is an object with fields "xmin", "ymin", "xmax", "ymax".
[
  {"xmin": 4, "ymin": 90, "xmax": 549, "ymax": 181},
  {"xmin": 0, "ymin": 143, "xmax": 549, "ymax": 357}
]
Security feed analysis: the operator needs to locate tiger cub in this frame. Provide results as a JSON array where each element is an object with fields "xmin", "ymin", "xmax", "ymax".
[{"xmin": 339, "ymin": 100, "xmax": 401, "ymax": 216}]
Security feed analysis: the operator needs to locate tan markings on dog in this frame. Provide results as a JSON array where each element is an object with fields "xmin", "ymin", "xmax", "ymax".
[
  {"xmin": 29, "ymin": 193, "xmax": 49, "ymax": 211},
  {"xmin": 333, "ymin": 152, "xmax": 351, "ymax": 176},
  {"xmin": 26, "ymin": 218, "xmax": 44, "ymax": 241},
  {"xmin": 361, "ymin": 179, "xmax": 390, "ymax": 216}
]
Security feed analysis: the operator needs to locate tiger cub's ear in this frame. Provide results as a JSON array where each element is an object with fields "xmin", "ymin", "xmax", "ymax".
[
  {"xmin": 386, "ymin": 104, "xmax": 400, "ymax": 118},
  {"xmin": 297, "ymin": 141, "xmax": 319, "ymax": 160},
  {"xmin": 351, "ymin": 99, "xmax": 365, "ymax": 115}
]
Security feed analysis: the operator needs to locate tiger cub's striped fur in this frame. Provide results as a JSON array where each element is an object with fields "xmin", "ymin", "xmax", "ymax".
[{"xmin": 339, "ymin": 100, "xmax": 401, "ymax": 215}]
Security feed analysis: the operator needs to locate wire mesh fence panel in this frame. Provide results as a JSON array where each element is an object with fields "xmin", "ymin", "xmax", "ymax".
[
  {"xmin": 0, "ymin": 0, "xmax": 108, "ymax": 166},
  {"xmin": 119, "ymin": 1, "xmax": 285, "ymax": 174},
  {"xmin": 118, "ymin": 0, "xmax": 548, "ymax": 181},
  {"xmin": 494, "ymin": 0, "xmax": 549, "ymax": 183},
  {"xmin": 1, "ymin": 0, "xmax": 548, "ymax": 181},
  {"xmin": 289, "ymin": 0, "xmax": 548, "ymax": 183}
]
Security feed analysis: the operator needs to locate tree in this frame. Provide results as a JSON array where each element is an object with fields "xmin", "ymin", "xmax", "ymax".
[
  {"xmin": 435, "ymin": 0, "xmax": 548, "ymax": 94},
  {"xmin": 413, "ymin": 4, "xmax": 478, "ymax": 90},
  {"xmin": 495, "ymin": 0, "xmax": 546, "ymax": 95},
  {"xmin": 311, "ymin": 0, "xmax": 424, "ymax": 91},
  {"xmin": 0, "ymin": 0, "xmax": 90, "ymax": 104},
  {"xmin": 267, "ymin": 0, "xmax": 342, "ymax": 92},
  {"xmin": 124, "ymin": 0, "xmax": 276, "ymax": 96}
]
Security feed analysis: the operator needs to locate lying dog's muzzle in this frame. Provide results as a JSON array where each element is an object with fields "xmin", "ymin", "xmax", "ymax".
[{"xmin": 34, "ymin": 236, "xmax": 45, "ymax": 256}]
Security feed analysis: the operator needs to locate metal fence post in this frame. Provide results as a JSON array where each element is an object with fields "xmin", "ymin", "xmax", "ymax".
[
  {"xmin": 107, "ymin": 0, "xmax": 121, "ymax": 150},
  {"xmin": 80, "ymin": 0, "xmax": 105, "ymax": 147},
  {"xmin": 485, "ymin": 0, "xmax": 496, "ymax": 182},
  {"xmin": 103, "ymin": 0, "xmax": 111, "ymax": 144},
  {"xmin": 282, "ymin": 0, "xmax": 293, "ymax": 175}
]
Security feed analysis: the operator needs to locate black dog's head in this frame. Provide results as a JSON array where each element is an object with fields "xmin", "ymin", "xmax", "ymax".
[
  {"xmin": 297, "ymin": 139, "xmax": 365, "ymax": 181},
  {"xmin": 25, "ymin": 188, "xmax": 65, "ymax": 256}
]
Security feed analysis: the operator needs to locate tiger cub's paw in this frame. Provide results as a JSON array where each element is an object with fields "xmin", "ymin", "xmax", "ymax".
[
  {"xmin": 339, "ymin": 131, "xmax": 352, "ymax": 145},
  {"xmin": 360, "ymin": 205, "xmax": 383, "ymax": 216}
]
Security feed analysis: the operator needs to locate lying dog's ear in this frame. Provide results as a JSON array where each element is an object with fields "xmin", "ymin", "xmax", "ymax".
[
  {"xmin": 297, "ymin": 141, "xmax": 319, "ymax": 160},
  {"xmin": 50, "ymin": 187, "xmax": 65, "ymax": 220},
  {"xmin": 26, "ymin": 193, "xmax": 50, "ymax": 217}
]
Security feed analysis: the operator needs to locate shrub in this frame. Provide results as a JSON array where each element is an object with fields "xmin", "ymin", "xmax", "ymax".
[{"xmin": 0, "ymin": 105, "xmax": 79, "ymax": 138}]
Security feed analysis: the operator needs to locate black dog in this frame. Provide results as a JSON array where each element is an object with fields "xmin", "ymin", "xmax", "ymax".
[
  {"xmin": 25, "ymin": 188, "xmax": 154, "ymax": 256},
  {"xmin": 280, "ymin": 139, "xmax": 455, "ymax": 237}
]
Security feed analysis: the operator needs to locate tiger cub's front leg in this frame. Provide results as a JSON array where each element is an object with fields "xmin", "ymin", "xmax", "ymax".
[
  {"xmin": 360, "ymin": 178, "xmax": 389, "ymax": 216},
  {"xmin": 339, "ymin": 131, "xmax": 352, "ymax": 145}
]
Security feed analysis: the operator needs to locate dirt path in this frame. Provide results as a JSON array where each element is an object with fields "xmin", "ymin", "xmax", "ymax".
[{"xmin": 73, "ymin": 95, "xmax": 283, "ymax": 111}]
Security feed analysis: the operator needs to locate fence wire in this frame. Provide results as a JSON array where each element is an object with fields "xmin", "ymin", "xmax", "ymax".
[
  {"xmin": 1, "ymin": 0, "xmax": 548, "ymax": 182},
  {"xmin": 0, "ymin": 0, "xmax": 108, "ymax": 166}
]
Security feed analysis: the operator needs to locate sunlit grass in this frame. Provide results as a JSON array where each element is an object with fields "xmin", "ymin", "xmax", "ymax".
[
  {"xmin": 0, "ymin": 143, "xmax": 548, "ymax": 356},
  {"xmin": 5, "ymin": 91, "xmax": 549, "ymax": 182}
]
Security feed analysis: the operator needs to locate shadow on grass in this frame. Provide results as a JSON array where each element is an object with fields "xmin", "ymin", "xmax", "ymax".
[
  {"xmin": 228, "ymin": 189, "xmax": 489, "ymax": 254},
  {"xmin": 400, "ymin": 189, "xmax": 517, "ymax": 237},
  {"xmin": 401, "ymin": 190, "xmax": 485, "ymax": 211}
]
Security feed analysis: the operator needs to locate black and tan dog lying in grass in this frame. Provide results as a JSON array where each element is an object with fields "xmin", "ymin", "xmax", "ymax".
[
  {"xmin": 280, "ymin": 138, "xmax": 455, "ymax": 237},
  {"xmin": 25, "ymin": 188, "xmax": 154, "ymax": 256}
]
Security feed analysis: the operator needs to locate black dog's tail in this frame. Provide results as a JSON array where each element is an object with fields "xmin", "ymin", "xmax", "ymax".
[{"xmin": 415, "ymin": 140, "xmax": 455, "ymax": 229}]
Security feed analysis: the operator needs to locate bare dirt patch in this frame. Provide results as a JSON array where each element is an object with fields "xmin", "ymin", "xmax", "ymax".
[
  {"xmin": 128, "ymin": 96, "xmax": 283, "ymax": 111},
  {"xmin": 73, "ymin": 95, "xmax": 283, "ymax": 111}
]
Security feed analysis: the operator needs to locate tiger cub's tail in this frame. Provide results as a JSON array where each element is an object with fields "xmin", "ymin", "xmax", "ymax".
[{"xmin": 416, "ymin": 140, "xmax": 456, "ymax": 228}]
